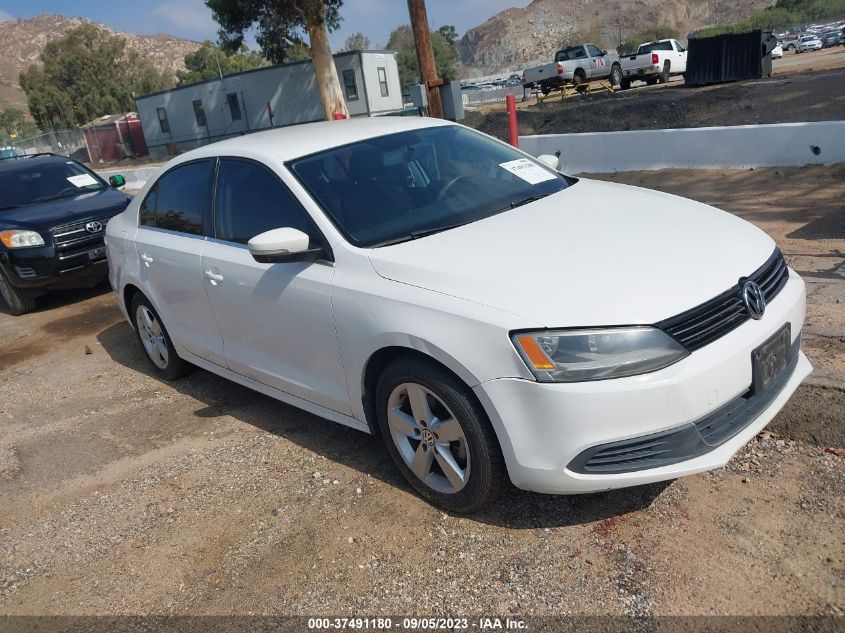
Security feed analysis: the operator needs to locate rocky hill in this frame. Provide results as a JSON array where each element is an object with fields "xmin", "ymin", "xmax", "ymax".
[
  {"xmin": 0, "ymin": 14, "xmax": 201, "ymax": 110},
  {"xmin": 458, "ymin": 0, "xmax": 775, "ymax": 75}
]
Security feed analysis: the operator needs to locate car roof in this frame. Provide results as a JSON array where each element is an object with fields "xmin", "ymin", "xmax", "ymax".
[
  {"xmin": 0, "ymin": 154, "xmax": 74, "ymax": 174},
  {"xmin": 171, "ymin": 116, "xmax": 456, "ymax": 167}
]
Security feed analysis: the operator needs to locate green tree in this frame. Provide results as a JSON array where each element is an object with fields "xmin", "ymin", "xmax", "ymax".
[
  {"xmin": 341, "ymin": 31, "xmax": 371, "ymax": 52},
  {"xmin": 178, "ymin": 40, "xmax": 267, "ymax": 85},
  {"xmin": 619, "ymin": 26, "xmax": 680, "ymax": 54},
  {"xmin": 206, "ymin": 0, "xmax": 348, "ymax": 120},
  {"xmin": 437, "ymin": 25, "xmax": 458, "ymax": 47},
  {"xmin": 19, "ymin": 24, "xmax": 172, "ymax": 129},
  {"xmin": 387, "ymin": 24, "xmax": 456, "ymax": 92},
  {"xmin": 0, "ymin": 107, "xmax": 39, "ymax": 142}
]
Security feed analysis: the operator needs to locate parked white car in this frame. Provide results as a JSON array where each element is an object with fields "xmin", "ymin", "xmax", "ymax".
[
  {"xmin": 105, "ymin": 117, "xmax": 811, "ymax": 512},
  {"xmin": 771, "ymin": 44, "xmax": 784, "ymax": 59},
  {"xmin": 796, "ymin": 35, "xmax": 823, "ymax": 52},
  {"xmin": 620, "ymin": 39, "xmax": 687, "ymax": 89}
]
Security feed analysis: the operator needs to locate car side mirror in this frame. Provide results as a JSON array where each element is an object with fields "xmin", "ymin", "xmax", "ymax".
[
  {"xmin": 109, "ymin": 174, "xmax": 126, "ymax": 188},
  {"xmin": 537, "ymin": 154, "xmax": 560, "ymax": 170},
  {"xmin": 248, "ymin": 227, "xmax": 322, "ymax": 264}
]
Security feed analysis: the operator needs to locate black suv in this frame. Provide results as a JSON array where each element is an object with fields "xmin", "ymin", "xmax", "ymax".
[{"xmin": 0, "ymin": 154, "xmax": 131, "ymax": 315}]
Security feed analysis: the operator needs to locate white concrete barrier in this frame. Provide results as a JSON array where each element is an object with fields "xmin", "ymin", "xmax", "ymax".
[
  {"xmin": 96, "ymin": 166, "xmax": 161, "ymax": 191},
  {"xmin": 519, "ymin": 121, "xmax": 845, "ymax": 174}
]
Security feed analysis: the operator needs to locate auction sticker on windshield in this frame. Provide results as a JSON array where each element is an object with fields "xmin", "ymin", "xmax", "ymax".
[
  {"xmin": 67, "ymin": 174, "xmax": 98, "ymax": 187},
  {"xmin": 499, "ymin": 158, "xmax": 557, "ymax": 185}
]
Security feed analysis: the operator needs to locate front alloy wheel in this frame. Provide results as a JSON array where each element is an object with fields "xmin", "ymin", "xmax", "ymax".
[
  {"xmin": 387, "ymin": 382, "xmax": 470, "ymax": 493},
  {"xmin": 376, "ymin": 355, "xmax": 506, "ymax": 512}
]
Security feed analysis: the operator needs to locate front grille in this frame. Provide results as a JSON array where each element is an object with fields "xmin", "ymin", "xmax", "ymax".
[
  {"xmin": 656, "ymin": 249, "xmax": 789, "ymax": 352},
  {"xmin": 51, "ymin": 214, "xmax": 115, "ymax": 250},
  {"xmin": 50, "ymin": 214, "xmax": 114, "ymax": 262},
  {"xmin": 568, "ymin": 331, "xmax": 801, "ymax": 474}
]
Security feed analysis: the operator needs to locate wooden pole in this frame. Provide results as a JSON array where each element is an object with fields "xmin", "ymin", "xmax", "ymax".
[{"xmin": 407, "ymin": 0, "xmax": 443, "ymax": 118}]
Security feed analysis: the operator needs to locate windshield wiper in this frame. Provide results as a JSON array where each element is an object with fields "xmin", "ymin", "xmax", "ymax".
[
  {"xmin": 508, "ymin": 193, "xmax": 550, "ymax": 209},
  {"xmin": 372, "ymin": 221, "xmax": 470, "ymax": 247}
]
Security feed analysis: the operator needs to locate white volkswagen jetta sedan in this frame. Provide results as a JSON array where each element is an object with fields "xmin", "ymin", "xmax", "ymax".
[{"xmin": 105, "ymin": 117, "xmax": 811, "ymax": 512}]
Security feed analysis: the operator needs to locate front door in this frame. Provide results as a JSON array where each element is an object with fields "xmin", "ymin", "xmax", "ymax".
[{"xmin": 201, "ymin": 158, "xmax": 351, "ymax": 415}]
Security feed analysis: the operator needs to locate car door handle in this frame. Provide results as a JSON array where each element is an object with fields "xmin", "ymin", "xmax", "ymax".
[
  {"xmin": 204, "ymin": 269, "xmax": 224, "ymax": 285},
  {"xmin": 140, "ymin": 253, "xmax": 154, "ymax": 266}
]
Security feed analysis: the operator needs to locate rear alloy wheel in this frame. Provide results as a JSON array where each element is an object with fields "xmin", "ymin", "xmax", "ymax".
[
  {"xmin": 0, "ymin": 269, "xmax": 36, "ymax": 316},
  {"xmin": 131, "ymin": 294, "xmax": 191, "ymax": 380},
  {"xmin": 376, "ymin": 355, "xmax": 506, "ymax": 512}
]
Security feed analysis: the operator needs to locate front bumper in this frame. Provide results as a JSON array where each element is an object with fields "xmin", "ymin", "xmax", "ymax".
[
  {"xmin": 0, "ymin": 243, "xmax": 108, "ymax": 290},
  {"xmin": 474, "ymin": 269, "xmax": 811, "ymax": 494}
]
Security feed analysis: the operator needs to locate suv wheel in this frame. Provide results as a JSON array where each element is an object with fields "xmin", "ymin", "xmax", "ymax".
[
  {"xmin": 376, "ymin": 355, "xmax": 506, "ymax": 513},
  {"xmin": 131, "ymin": 293, "xmax": 191, "ymax": 380},
  {"xmin": 0, "ymin": 269, "xmax": 36, "ymax": 316}
]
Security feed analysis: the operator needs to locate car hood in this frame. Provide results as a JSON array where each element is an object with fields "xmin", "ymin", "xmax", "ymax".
[
  {"xmin": 367, "ymin": 178, "xmax": 776, "ymax": 327},
  {"xmin": 0, "ymin": 188, "xmax": 131, "ymax": 230}
]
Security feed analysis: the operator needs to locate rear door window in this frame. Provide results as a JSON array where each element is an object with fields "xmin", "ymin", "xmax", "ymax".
[{"xmin": 140, "ymin": 159, "xmax": 215, "ymax": 235}]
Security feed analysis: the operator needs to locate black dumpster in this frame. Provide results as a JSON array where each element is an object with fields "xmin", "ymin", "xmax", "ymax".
[{"xmin": 685, "ymin": 30, "xmax": 779, "ymax": 87}]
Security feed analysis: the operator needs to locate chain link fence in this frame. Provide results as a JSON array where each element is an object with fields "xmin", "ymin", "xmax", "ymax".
[
  {"xmin": 461, "ymin": 85, "xmax": 526, "ymax": 107},
  {"xmin": 4, "ymin": 129, "xmax": 88, "ymax": 161}
]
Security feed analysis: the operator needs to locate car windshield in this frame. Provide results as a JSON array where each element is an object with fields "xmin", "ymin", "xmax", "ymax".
[
  {"xmin": 288, "ymin": 125, "xmax": 571, "ymax": 248},
  {"xmin": 0, "ymin": 159, "xmax": 105, "ymax": 211},
  {"xmin": 638, "ymin": 41, "xmax": 674, "ymax": 53}
]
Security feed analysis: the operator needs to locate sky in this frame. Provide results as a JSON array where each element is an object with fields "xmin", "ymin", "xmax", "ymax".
[{"xmin": 0, "ymin": 0, "xmax": 532, "ymax": 51}]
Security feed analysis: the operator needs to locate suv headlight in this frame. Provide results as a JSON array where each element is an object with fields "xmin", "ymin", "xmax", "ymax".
[
  {"xmin": 0, "ymin": 230, "xmax": 45, "ymax": 249},
  {"xmin": 512, "ymin": 326, "xmax": 688, "ymax": 382}
]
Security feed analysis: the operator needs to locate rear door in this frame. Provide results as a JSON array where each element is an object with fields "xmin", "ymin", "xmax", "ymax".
[
  {"xmin": 201, "ymin": 158, "xmax": 350, "ymax": 415},
  {"xmin": 134, "ymin": 159, "xmax": 225, "ymax": 366}
]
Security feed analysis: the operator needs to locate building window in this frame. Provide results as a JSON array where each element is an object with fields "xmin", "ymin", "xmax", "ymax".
[
  {"xmin": 342, "ymin": 69, "xmax": 359, "ymax": 101},
  {"xmin": 193, "ymin": 100, "xmax": 207, "ymax": 127},
  {"xmin": 156, "ymin": 107, "xmax": 170, "ymax": 134},
  {"xmin": 377, "ymin": 67, "xmax": 389, "ymax": 97},
  {"xmin": 227, "ymin": 93, "xmax": 242, "ymax": 121}
]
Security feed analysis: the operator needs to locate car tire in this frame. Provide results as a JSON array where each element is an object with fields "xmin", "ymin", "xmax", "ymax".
[
  {"xmin": 658, "ymin": 61, "xmax": 671, "ymax": 84},
  {"xmin": 610, "ymin": 64, "xmax": 622, "ymax": 87},
  {"xmin": 0, "ymin": 269, "xmax": 37, "ymax": 316},
  {"xmin": 571, "ymin": 71, "xmax": 585, "ymax": 86},
  {"xmin": 130, "ymin": 293, "xmax": 191, "ymax": 380},
  {"xmin": 375, "ymin": 354, "xmax": 507, "ymax": 513}
]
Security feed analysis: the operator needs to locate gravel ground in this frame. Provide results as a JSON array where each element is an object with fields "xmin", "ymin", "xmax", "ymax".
[{"xmin": 0, "ymin": 167, "xmax": 843, "ymax": 619}]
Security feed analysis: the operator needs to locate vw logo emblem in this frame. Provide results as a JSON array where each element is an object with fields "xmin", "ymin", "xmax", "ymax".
[
  {"xmin": 420, "ymin": 428, "xmax": 436, "ymax": 446},
  {"xmin": 85, "ymin": 221, "xmax": 103, "ymax": 234},
  {"xmin": 741, "ymin": 280, "xmax": 766, "ymax": 320}
]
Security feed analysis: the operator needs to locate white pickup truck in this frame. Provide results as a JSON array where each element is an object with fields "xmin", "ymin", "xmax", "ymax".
[{"xmin": 619, "ymin": 39, "xmax": 687, "ymax": 89}]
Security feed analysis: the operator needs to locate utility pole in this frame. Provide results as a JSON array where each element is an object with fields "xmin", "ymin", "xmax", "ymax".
[{"xmin": 407, "ymin": 0, "xmax": 443, "ymax": 118}]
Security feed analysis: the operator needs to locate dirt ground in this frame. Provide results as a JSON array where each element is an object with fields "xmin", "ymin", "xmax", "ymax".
[
  {"xmin": 465, "ymin": 47, "xmax": 845, "ymax": 139},
  {"xmin": 0, "ymin": 166, "xmax": 843, "ymax": 619}
]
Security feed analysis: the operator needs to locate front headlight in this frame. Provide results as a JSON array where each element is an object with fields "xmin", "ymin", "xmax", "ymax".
[
  {"xmin": 512, "ymin": 326, "xmax": 688, "ymax": 382},
  {"xmin": 0, "ymin": 230, "xmax": 45, "ymax": 249}
]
